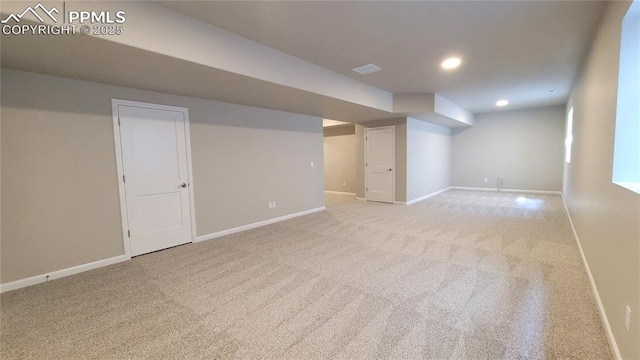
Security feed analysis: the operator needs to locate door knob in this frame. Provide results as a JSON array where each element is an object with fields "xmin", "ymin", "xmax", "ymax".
[
  {"xmin": 179, "ymin": 183, "xmax": 187, "ymax": 188},
  {"xmin": 388, "ymin": 168, "xmax": 393, "ymax": 171}
]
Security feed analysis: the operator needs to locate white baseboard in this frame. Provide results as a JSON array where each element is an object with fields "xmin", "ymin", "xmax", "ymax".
[
  {"xmin": 450, "ymin": 186, "xmax": 561, "ymax": 195},
  {"xmin": 324, "ymin": 191, "xmax": 356, "ymax": 196},
  {"xmin": 560, "ymin": 195, "xmax": 622, "ymax": 360},
  {"xmin": 0, "ymin": 255, "xmax": 130, "ymax": 294},
  {"xmin": 364, "ymin": 187, "xmax": 452, "ymax": 205},
  {"xmin": 0, "ymin": 207, "xmax": 327, "ymax": 293},
  {"xmin": 402, "ymin": 187, "xmax": 451, "ymax": 205},
  {"xmin": 195, "ymin": 206, "xmax": 326, "ymax": 243}
]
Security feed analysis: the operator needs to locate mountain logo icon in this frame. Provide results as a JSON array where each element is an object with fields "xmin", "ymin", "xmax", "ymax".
[{"xmin": 1, "ymin": 2, "xmax": 60, "ymax": 24}]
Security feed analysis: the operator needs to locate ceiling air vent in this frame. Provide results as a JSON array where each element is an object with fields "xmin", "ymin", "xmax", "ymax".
[{"xmin": 352, "ymin": 63, "xmax": 382, "ymax": 75}]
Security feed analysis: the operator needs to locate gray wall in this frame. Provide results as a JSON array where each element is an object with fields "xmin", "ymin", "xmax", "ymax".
[
  {"xmin": 452, "ymin": 105, "xmax": 565, "ymax": 191},
  {"xmin": 323, "ymin": 126, "xmax": 356, "ymax": 194},
  {"xmin": 564, "ymin": 1, "xmax": 639, "ymax": 357},
  {"xmin": 355, "ymin": 118, "xmax": 407, "ymax": 202},
  {"xmin": 406, "ymin": 118, "xmax": 452, "ymax": 201},
  {"xmin": 1, "ymin": 69, "xmax": 324, "ymax": 284}
]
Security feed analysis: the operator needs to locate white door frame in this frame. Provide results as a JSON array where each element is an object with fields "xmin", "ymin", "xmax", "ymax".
[
  {"xmin": 364, "ymin": 126, "xmax": 395, "ymax": 203},
  {"xmin": 111, "ymin": 99, "xmax": 197, "ymax": 258}
]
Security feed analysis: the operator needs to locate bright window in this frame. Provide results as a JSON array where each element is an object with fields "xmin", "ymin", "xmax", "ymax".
[
  {"xmin": 565, "ymin": 107, "xmax": 573, "ymax": 163},
  {"xmin": 612, "ymin": 0, "xmax": 640, "ymax": 193}
]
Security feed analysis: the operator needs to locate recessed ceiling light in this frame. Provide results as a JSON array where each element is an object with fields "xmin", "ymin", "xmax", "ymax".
[
  {"xmin": 496, "ymin": 100, "xmax": 509, "ymax": 107},
  {"xmin": 441, "ymin": 57, "xmax": 461, "ymax": 70}
]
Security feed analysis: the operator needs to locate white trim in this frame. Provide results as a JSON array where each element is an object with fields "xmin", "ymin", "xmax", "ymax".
[
  {"xmin": 560, "ymin": 195, "xmax": 622, "ymax": 360},
  {"xmin": 355, "ymin": 197, "xmax": 366, "ymax": 201},
  {"xmin": 324, "ymin": 191, "xmax": 356, "ymax": 196},
  {"xmin": 111, "ymin": 99, "xmax": 197, "ymax": 257},
  {"xmin": 195, "ymin": 207, "xmax": 326, "ymax": 243},
  {"xmin": 183, "ymin": 108, "xmax": 198, "ymax": 243},
  {"xmin": 111, "ymin": 101, "xmax": 131, "ymax": 258},
  {"xmin": 364, "ymin": 126, "xmax": 395, "ymax": 204},
  {"xmin": 403, "ymin": 187, "xmax": 451, "ymax": 205},
  {"xmin": 613, "ymin": 181, "xmax": 640, "ymax": 195},
  {"xmin": 450, "ymin": 186, "xmax": 498, "ymax": 192},
  {"xmin": 0, "ymin": 255, "xmax": 129, "ymax": 294},
  {"xmin": 450, "ymin": 186, "xmax": 562, "ymax": 195}
]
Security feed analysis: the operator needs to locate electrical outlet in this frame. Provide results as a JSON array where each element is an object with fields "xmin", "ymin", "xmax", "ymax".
[
  {"xmin": 484, "ymin": 178, "xmax": 488, "ymax": 183},
  {"xmin": 268, "ymin": 202, "xmax": 272, "ymax": 209},
  {"xmin": 310, "ymin": 161, "xmax": 314, "ymax": 168},
  {"xmin": 428, "ymin": 182, "xmax": 432, "ymax": 188},
  {"xmin": 343, "ymin": 182, "xmax": 346, "ymax": 187},
  {"xmin": 625, "ymin": 305, "xmax": 632, "ymax": 331},
  {"xmin": 273, "ymin": 201, "xmax": 277, "ymax": 208}
]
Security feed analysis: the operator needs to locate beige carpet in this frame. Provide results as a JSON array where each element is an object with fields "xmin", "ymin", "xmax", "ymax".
[{"xmin": 1, "ymin": 190, "xmax": 611, "ymax": 359}]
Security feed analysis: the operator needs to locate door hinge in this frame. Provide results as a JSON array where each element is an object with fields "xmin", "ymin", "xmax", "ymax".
[
  {"xmin": 366, "ymin": 187, "xmax": 368, "ymax": 191},
  {"xmin": 118, "ymin": 117, "xmax": 121, "ymax": 126},
  {"xmin": 366, "ymin": 162, "xmax": 368, "ymax": 166},
  {"xmin": 122, "ymin": 174, "xmax": 126, "ymax": 183},
  {"xmin": 127, "ymin": 230, "xmax": 130, "ymax": 237},
  {"xmin": 366, "ymin": 136, "xmax": 368, "ymax": 140}
]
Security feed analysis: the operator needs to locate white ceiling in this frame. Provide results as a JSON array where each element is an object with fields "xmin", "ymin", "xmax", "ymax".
[
  {"xmin": 0, "ymin": 29, "xmax": 394, "ymax": 122},
  {"xmin": 156, "ymin": 1, "xmax": 606, "ymax": 114},
  {"xmin": 323, "ymin": 119, "xmax": 352, "ymax": 127}
]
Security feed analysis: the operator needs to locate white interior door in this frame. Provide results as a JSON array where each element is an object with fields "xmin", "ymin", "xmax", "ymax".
[
  {"xmin": 116, "ymin": 103, "xmax": 193, "ymax": 256},
  {"xmin": 365, "ymin": 127, "xmax": 395, "ymax": 203}
]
